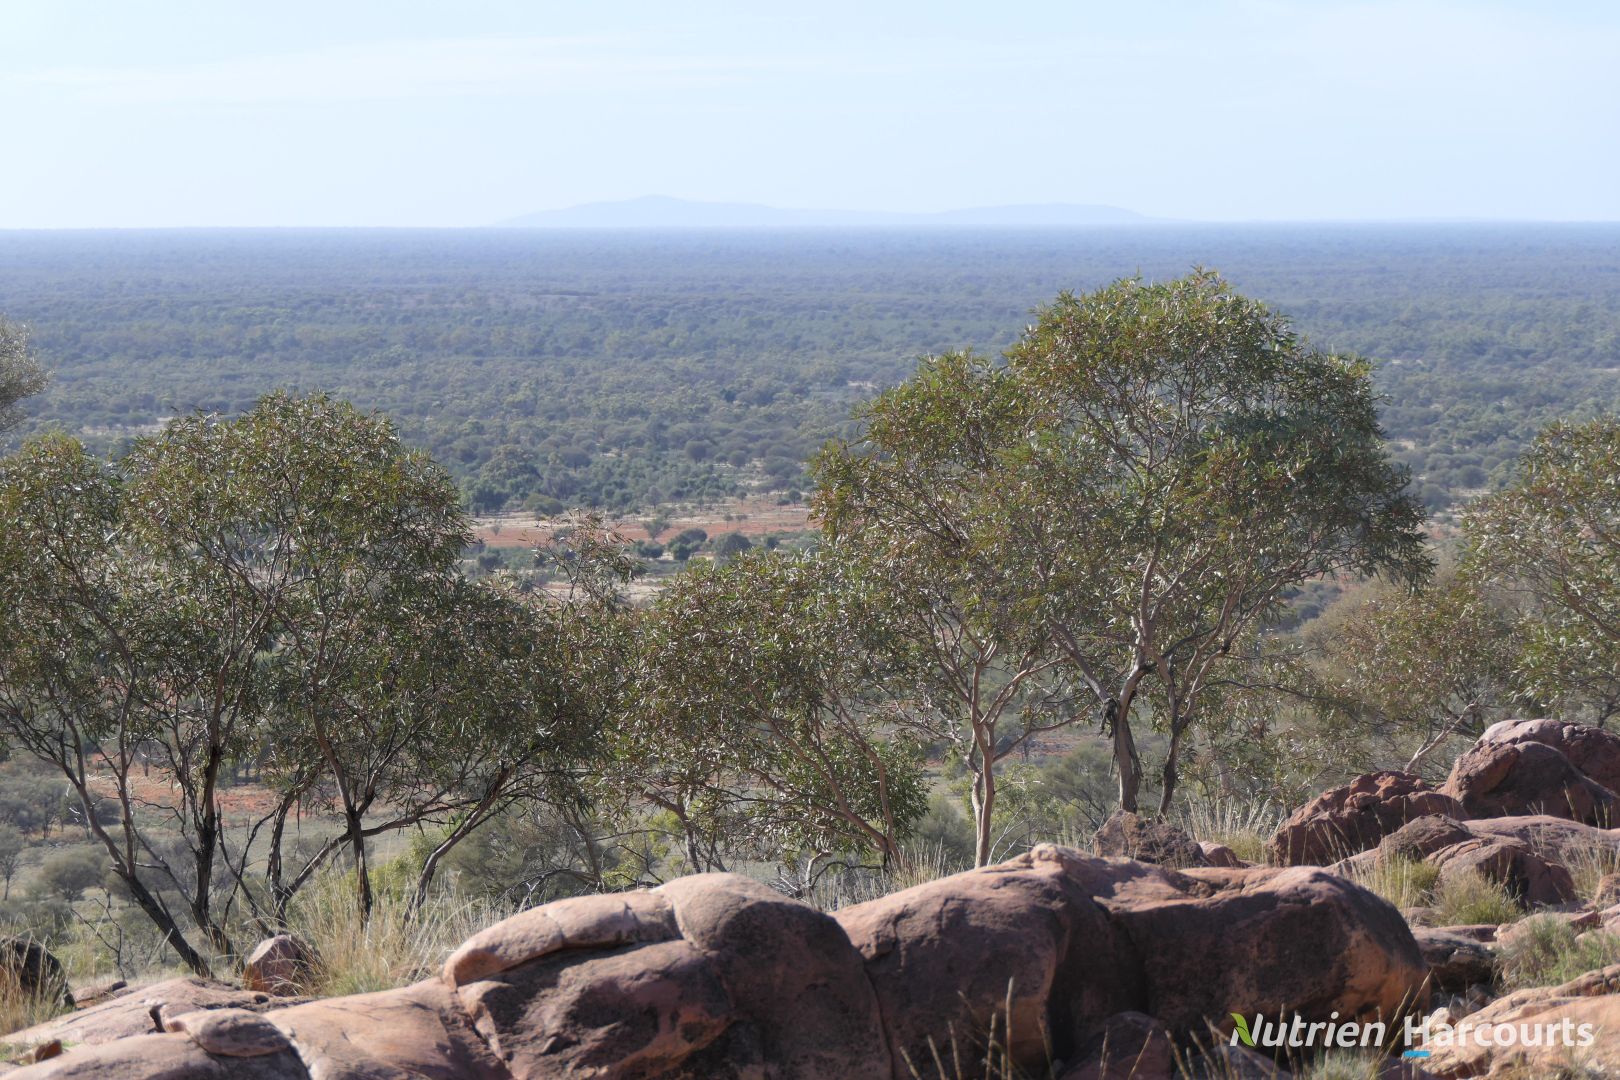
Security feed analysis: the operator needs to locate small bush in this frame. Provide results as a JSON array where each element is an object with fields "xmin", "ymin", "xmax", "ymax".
[
  {"xmin": 31, "ymin": 847, "xmax": 105, "ymax": 903},
  {"xmin": 1430, "ymin": 869, "xmax": 1522, "ymax": 927},
  {"xmin": 1499, "ymin": 915, "xmax": 1620, "ymax": 990}
]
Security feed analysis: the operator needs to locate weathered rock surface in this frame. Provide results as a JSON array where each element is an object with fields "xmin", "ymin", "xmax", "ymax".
[
  {"xmin": 1419, "ymin": 963, "xmax": 1620, "ymax": 1076},
  {"xmin": 1411, "ymin": 927, "xmax": 1497, "ymax": 993},
  {"xmin": 4, "ymin": 848, "xmax": 1432, "ymax": 1080},
  {"xmin": 1268, "ymin": 771, "xmax": 1462, "ymax": 866},
  {"xmin": 239, "ymin": 935, "xmax": 311, "ymax": 998},
  {"xmin": 1338, "ymin": 815, "xmax": 1581, "ymax": 906},
  {"xmin": 3, "ymin": 977, "xmax": 292, "ymax": 1052},
  {"xmin": 1442, "ymin": 719, "xmax": 1620, "ymax": 824},
  {"xmin": 1094, "ymin": 810, "xmax": 1207, "ymax": 867}
]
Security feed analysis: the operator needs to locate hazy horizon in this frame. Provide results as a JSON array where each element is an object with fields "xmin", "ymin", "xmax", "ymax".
[{"xmin": 4, "ymin": 1, "xmax": 1618, "ymax": 228}]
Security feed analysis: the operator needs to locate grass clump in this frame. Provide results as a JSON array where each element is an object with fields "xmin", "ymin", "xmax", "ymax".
[
  {"xmin": 0, "ymin": 983, "xmax": 67, "ymax": 1042},
  {"xmin": 1561, "ymin": 844, "xmax": 1620, "ymax": 908},
  {"xmin": 1498, "ymin": 915, "xmax": 1620, "ymax": 990},
  {"xmin": 1178, "ymin": 797, "xmax": 1283, "ymax": 865},
  {"xmin": 1295, "ymin": 1049, "xmax": 1391, "ymax": 1079},
  {"xmin": 285, "ymin": 874, "xmax": 507, "ymax": 998},
  {"xmin": 1344, "ymin": 854, "xmax": 1441, "ymax": 910},
  {"xmin": 1430, "ymin": 869, "xmax": 1522, "ymax": 927}
]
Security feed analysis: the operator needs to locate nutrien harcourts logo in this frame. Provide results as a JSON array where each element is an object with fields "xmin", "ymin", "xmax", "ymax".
[
  {"xmin": 1230, "ymin": 1012, "xmax": 1388, "ymax": 1051},
  {"xmin": 1229, "ymin": 1012, "xmax": 1598, "ymax": 1058}
]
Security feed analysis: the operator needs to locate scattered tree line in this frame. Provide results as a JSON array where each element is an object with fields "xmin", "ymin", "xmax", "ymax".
[{"xmin": 5, "ymin": 270, "xmax": 1620, "ymax": 976}]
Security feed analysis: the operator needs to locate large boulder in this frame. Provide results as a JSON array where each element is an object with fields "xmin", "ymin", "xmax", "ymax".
[
  {"xmin": 1109, "ymin": 862, "xmax": 1428, "ymax": 1033},
  {"xmin": 0, "ymin": 938, "xmax": 73, "ymax": 1008},
  {"xmin": 1441, "ymin": 720, "xmax": 1620, "ymax": 824},
  {"xmin": 1094, "ymin": 810, "xmax": 1206, "ymax": 867},
  {"xmin": 240, "ymin": 934, "xmax": 312, "ymax": 998},
  {"xmin": 836, "ymin": 846, "xmax": 1145, "ymax": 1075},
  {"xmin": 1429, "ymin": 835, "xmax": 1577, "ymax": 906},
  {"xmin": 1410, "ymin": 927, "xmax": 1497, "ymax": 993},
  {"xmin": 1268, "ymin": 771, "xmax": 1463, "ymax": 866},
  {"xmin": 1467, "ymin": 813, "xmax": 1620, "ymax": 865},
  {"xmin": 837, "ymin": 846, "xmax": 1427, "ymax": 1073},
  {"xmin": 452, "ymin": 874, "xmax": 888, "ymax": 1079},
  {"xmin": 1477, "ymin": 718, "xmax": 1620, "ymax": 793},
  {"xmin": 1337, "ymin": 815, "xmax": 1580, "ymax": 907},
  {"xmin": 1418, "ymin": 963, "xmax": 1620, "ymax": 1076},
  {"xmin": 8, "ymin": 850, "xmax": 1432, "ymax": 1080}
]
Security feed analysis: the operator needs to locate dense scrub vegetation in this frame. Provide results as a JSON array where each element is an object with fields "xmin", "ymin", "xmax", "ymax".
[{"xmin": 3, "ymin": 226, "xmax": 1620, "ymax": 512}]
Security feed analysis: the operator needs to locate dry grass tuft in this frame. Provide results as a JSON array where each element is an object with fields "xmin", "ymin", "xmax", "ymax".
[
  {"xmin": 285, "ymin": 875, "xmax": 509, "ymax": 998},
  {"xmin": 1429, "ymin": 869, "xmax": 1522, "ymax": 927},
  {"xmin": 1177, "ymin": 797, "xmax": 1285, "ymax": 865},
  {"xmin": 1342, "ymin": 854, "xmax": 1441, "ymax": 911},
  {"xmin": 1498, "ymin": 914, "xmax": 1620, "ymax": 990}
]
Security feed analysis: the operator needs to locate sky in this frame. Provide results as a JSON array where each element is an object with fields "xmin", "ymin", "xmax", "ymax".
[{"xmin": 1, "ymin": 1, "xmax": 1617, "ymax": 227}]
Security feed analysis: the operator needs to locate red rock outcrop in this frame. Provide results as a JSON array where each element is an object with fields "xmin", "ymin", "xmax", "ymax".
[
  {"xmin": 1268, "ymin": 771, "xmax": 1463, "ymax": 866},
  {"xmin": 1441, "ymin": 719, "xmax": 1620, "ymax": 824},
  {"xmin": 1093, "ymin": 810, "xmax": 1207, "ymax": 867},
  {"xmin": 240, "ymin": 935, "xmax": 311, "ymax": 998},
  {"xmin": 4, "ymin": 848, "xmax": 1431, "ymax": 1080},
  {"xmin": 1336, "ymin": 815, "xmax": 1580, "ymax": 907}
]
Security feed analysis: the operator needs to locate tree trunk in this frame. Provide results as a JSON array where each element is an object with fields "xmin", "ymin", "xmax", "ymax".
[
  {"xmin": 345, "ymin": 806, "xmax": 373, "ymax": 920},
  {"xmin": 123, "ymin": 868, "xmax": 214, "ymax": 977},
  {"xmin": 971, "ymin": 758, "xmax": 996, "ymax": 867},
  {"xmin": 1156, "ymin": 724, "xmax": 1186, "ymax": 816},
  {"xmin": 1112, "ymin": 707, "xmax": 1141, "ymax": 813}
]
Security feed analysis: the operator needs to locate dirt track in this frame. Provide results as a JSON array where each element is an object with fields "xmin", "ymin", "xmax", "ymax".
[{"xmin": 473, "ymin": 497, "xmax": 813, "ymax": 549}]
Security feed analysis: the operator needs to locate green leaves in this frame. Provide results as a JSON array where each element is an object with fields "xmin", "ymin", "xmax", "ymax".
[
  {"xmin": 628, "ymin": 547, "xmax": 927, "ymax": 863},
  {"xmin": 1465, "ymin": 416, "xmax": 1620, "ymax": 722},
  {"xmin": 0, "ymin": 315, "xmax": 47, "ymax": 437},
  {"xmin": 0, "ymin": 393, "xmax": 591, "ymax": 954},
  {"xmin": 812, "ymin": 273, "xmax": 1431, "ymax": 815}
]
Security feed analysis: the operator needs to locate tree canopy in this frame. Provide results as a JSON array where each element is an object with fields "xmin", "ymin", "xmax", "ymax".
[{"xmin": 818, "ymin": 273, "xmax": 1430, "ymax": 844}]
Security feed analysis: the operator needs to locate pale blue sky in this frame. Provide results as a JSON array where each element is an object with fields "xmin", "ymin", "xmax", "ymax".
[{"xmin": 2, "ymin": 1, "xmax": 1616, "ymax": 226}]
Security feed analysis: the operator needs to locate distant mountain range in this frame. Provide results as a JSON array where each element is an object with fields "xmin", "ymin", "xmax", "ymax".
[{"xmin": 498, "ymin": 195, "xmax": 1155, "ymax": 228}]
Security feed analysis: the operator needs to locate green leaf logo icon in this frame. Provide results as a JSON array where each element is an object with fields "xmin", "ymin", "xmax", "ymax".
[{"xmin": 1231, "ymin": 1014, "xmax": 1255, "ymax": 1047}]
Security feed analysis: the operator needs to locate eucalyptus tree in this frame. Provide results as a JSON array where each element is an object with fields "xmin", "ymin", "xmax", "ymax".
[
  {"xmin": 1311, "ymin": 576, "xmax": 1522, "ymax": 775},
  {"xmin": 0, "ymin": 315, "xmax": 46, "ymax": 435},
  {"xmin": 819, "ymin": 273, "xmax": 1429, "ymax": 823},
  {"xmin": 0, "ymin": 435, "xmax": 222, "ymax": 974},
  {"xmin": 0, "ymin": 394, "xmax": 592, "ymax": 969},
  {"xmin": 1466, "ymin": 416, "xmax": 1620, "ymax": 725},
  {"xmin": 1007, "ymin": 274, "xmax": 1430, "ymax": 811},
  {"xmin": 630, "ymin": 548, "xmax": 927, "ymax": 872},
  {"xmin": 815, "ymin": 351, "xmax": 1072, "ymax": 865}
]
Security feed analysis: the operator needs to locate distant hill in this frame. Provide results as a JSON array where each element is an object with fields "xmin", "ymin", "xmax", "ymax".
[{"xmin": 498, "ymin": 195, "xmax": 1154, "ymax": 228}]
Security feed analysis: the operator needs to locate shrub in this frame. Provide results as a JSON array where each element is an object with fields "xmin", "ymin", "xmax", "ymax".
[{"xmin": 32, "ymin": 847, "xmax": 105, "ymax": 903}]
